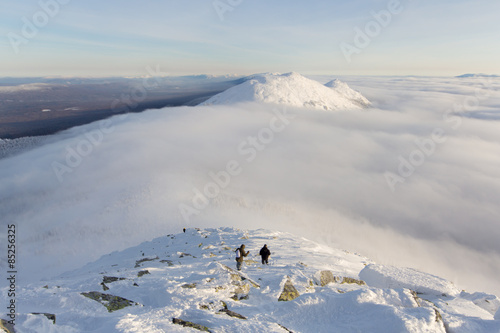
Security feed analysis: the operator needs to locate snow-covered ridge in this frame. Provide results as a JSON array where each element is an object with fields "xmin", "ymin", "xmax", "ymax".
[
  {"xmin": 6, "ymin": 228, "xmax": 499, "ymax": 332},
  {"xmin": 200, "ymin": 72, "xmax": 370, "ymax": 110}
]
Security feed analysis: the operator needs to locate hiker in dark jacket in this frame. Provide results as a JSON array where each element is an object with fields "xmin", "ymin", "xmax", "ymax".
[
  {"xmin": 235, "ymin": 244, "xmax": 249, "ymax": 271},
  {"xmin": 259, "ymin": 244, "xmax": 271, "ymax": 265}
]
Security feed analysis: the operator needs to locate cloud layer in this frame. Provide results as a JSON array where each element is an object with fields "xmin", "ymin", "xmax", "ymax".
[{"xmin": 1, "ymin": 75, "xmax": 500, "ymax": 296}]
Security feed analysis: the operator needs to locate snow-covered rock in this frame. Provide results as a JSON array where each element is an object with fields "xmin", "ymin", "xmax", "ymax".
[
  {"xmin": 360, "ymin": 263, "xmax": 461, "ymax": 296},
  {"xmin": 4, "ymin": 228, "xmax": 499, "ymax": 332},
  {"xmin": 200, "ymin": 72, "xmax": 370, "ymax": 110},
  {"xmin": 460, "ymin": 291, "xmax": 500, "ymax": 316},
  {"xmin": 324, "ymin": 79, "xmax": 371, "ymax": 108}
]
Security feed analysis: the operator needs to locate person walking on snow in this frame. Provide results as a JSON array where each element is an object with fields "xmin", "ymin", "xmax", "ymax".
[
  {"xmin": 259, "ymin": 244, "xmax": 271, "ymax": 265},
  {"xmin": 235, "ymin": 244, "xmax": 249, "ymax": 271}
]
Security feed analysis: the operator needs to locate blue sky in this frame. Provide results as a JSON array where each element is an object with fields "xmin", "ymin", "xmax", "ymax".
[{"xmin": 1, "ymin": 0, "xmax": 499, "ymax": 77}]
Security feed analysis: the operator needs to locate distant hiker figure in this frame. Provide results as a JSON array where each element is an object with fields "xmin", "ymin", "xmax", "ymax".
[
  {"xmin": 183, "ymin": 228, "xmax": 186, "ymax": 233},
  {"xmin": 235, "ymin": 244, "xmax": 249, "ymax": 271},
  {"xmin": 259, "ymin": 244, "xmax": 271, "ymax": 265}
]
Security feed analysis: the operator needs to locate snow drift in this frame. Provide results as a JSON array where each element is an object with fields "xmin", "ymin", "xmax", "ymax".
[
  {"xmin": 201, "ymin": 72, "xmax": 370, "ymax": 110},
  {"xmin": 359, "ymin": 264, "xmax": 461, "ymax": 296}
]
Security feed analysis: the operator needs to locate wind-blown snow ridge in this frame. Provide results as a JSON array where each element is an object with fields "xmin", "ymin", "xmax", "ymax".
[
  {"xmin": 6, "ymin": 228, "xmax": 499, "ymax": 332},
  {"xmin": 200, "ymin": 72, "xmax": 370, "ymax": 110}
]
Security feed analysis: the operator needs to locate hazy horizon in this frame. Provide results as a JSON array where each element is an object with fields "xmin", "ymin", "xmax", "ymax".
[
  {"xmin": 1, "ymin": 73, "xmax": 498, "ymax": 79},
  {"xmin": 2, "ymin": 1, "xmax": 499, "ymax": 77}
]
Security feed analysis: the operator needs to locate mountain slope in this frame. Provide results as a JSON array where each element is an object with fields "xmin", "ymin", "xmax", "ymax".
[
  {"xmin": 5, "ymin": 228, "xmax": 499, "ymax": 332},
  {"xmin": 200, "ymin": 72, "xmax": 370, "ymax": 110},
  {"xmin": 324, "ymin": 79, "xmax": 370, "ymax": 108}
]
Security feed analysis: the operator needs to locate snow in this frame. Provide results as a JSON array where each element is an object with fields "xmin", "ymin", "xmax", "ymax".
[
  {"xmin": 273, "ymin": 290, "xmax": 441, "ymax": 333},
  {"xmin": 201, "ymin": 72, "xmax": 370, "ymax": 110},
  {"xmin": 324, "ymin": 79, "xmax": 371, "ymax": 108},
  {"xmin": 460, "ymin": 291, "xmax": 500, "ymax": 316},
  {"xmin": 359, "ymin": 264, "xmax": 461, "ymax": 296},
  {"xmin": 16, "ymin": 314, "xmax": 79, "ymax": 333},
  {"xmin": 3, "ymin": 228, "xmax": 499, "ymax": 332},
  {"xmin": 2, "ymin": 75, "xmax": 500, "ymax": 331}
]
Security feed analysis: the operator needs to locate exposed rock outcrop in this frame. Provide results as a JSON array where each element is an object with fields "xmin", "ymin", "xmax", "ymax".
[
  {"xmin": 232, "ymin": 283, "xmax": 251, "ymax": 301},
  {"xmin": 317, "ymin": 270, "xmax": 335, "ymax": 286},
  {"xmin": 81, "ymin": 291, "xmax": 139, "ymax": 312},
  {"xmin": 137, "ymin": 270, "xmax": 150, "ymax": 278},
  {"xmin": 278, "ymin": 323, "xmax": 294, "ymax": 333},
  {"xmin": 341, "ymin": 277, "xmax": 366, "ymax": 285},
  {"xmin": 218, "ymin": 263, "xmax": 260, "ymax": 300},
  {"xmin": 278, "ymin": 277, "xmax": 300, "ymax": 302},
  {"xmin": 30, "ymin": 313, "xmax": 56, "ymax": 324},
  {"xmin": 103, "ymin": 276, "xmax": 126, "ymax": 284},
  {"xmin": 182, "ymin": 283, "xmax": 197, "ymax": 289},
  {"xmin": 172, "ymin": 318, "xmax": 212, "ymax": 332},
  {"xmin": 160, "ymin": 259, "xmax": 174, "ymax": 266},
  {"xmin": 135, "ymin": 256, "xmax": 159, "ymax": 268},
  {"xmin": 314, "ymin": 271, "xmax": 366, "ymax": 286},
  {"xmin": 0, "ymin": 319, "xmax": 15, "ymax": 333},
  {"xmin": 200, "ymin": 301, "xmax": 247, "ymax": 320},
  {"xmin": 101, "ymin": 276, "xmax": 127, "ymax": 291}
]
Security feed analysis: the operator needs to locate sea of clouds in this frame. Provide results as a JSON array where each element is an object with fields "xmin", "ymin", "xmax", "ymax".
[{"xmin": 1, "ymin": 75, "xmax": 500, "ymax": 296}]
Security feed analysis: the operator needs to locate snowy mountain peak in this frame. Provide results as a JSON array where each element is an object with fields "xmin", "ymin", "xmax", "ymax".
[
  {"xmin": 200, "ymin": 72, "xmax": 370, "ymax": 111},
  {"xmin": 324, "ymin": 79, "xmax": 371, "ymax": 108},
  {"xmin": 8, "ymin": 228, "xmax": 500, "ymax": 332}
]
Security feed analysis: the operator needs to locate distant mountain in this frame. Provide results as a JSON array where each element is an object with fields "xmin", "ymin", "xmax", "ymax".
[
  {"xmin": 200, "ymin": 72, "xmax": 370, "ymax": 110},
  {"xmin": 0, "ymin": 75, "xmax": 243, "ymax": 139},
  {"xmin": 324, "ymin": 79, "xmax": 371, "ymax": 108},
  {"xmin": 7, "ymin": 228, "xmax": 499, "ymax": 332},
  {"xmin": 456, "ymin": 73, "xmax": 499, "ymax": 78}
]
